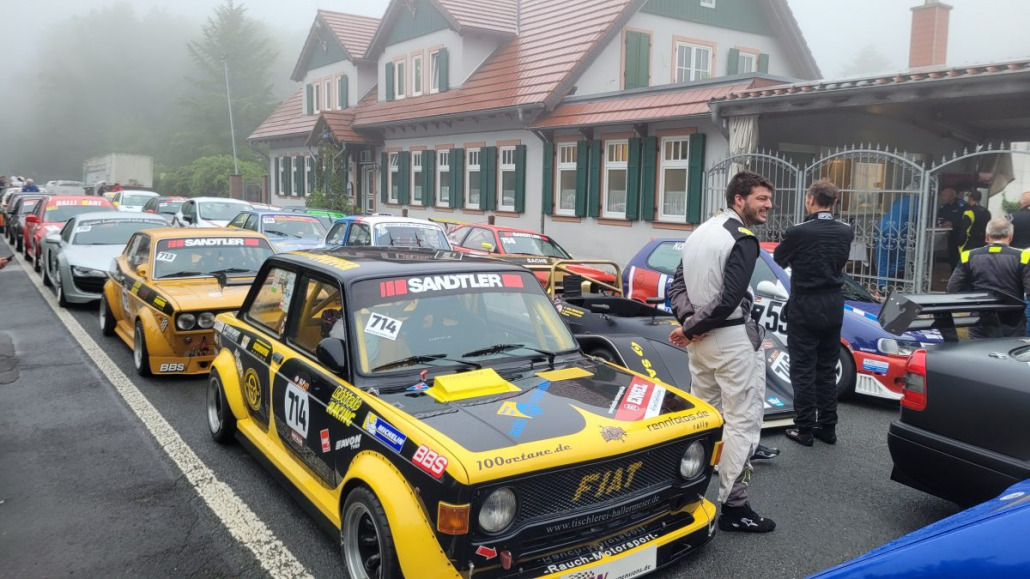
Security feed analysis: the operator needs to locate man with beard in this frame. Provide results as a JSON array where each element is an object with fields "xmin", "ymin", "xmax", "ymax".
[{"xmin": 667, "ymin": 171, "xmax": 775, "ymax": 533}]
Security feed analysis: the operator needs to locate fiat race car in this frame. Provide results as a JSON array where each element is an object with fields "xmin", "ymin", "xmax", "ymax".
[
  {"xmin": 324, "ymin": 215, "xmax": 452, "ymax": 250},
  {"xmin": 625, "ymin": 239, "xmax": 943, "ymax": 400},
  {"xmin": 227, "ymin": 210, "xmax": 327, "ymax": 252},
  {"xmin": 100, "ymin": 228, "xmax": 274, "ymax": 376},
  {"xmin": 207, "ymin": 248, "xmax": 723, "ymax": 578},
  {"xmin": 23, "ymin": 195, "xmax": 113, "ymax": 270}
]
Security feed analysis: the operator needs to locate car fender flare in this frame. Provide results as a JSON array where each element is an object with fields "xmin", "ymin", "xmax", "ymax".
[
  {"xmin": 341, "ymin": 452, "xmax": 461, "ymax": 579},
  {"xmin": 211, "ymin": 350, "xmax": 249, "ymax": 420},
  {"xmin": 102, "ymin": 278, "xmax": 121, "ymax": 313},
  {"xmin": 134, "ymin": 307, "xmax": 172, "ymax": 356}
]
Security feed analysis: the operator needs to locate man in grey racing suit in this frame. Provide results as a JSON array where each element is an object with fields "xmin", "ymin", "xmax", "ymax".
[{"xmin": 668, "ymin": 171, "xmax": 776, "ymax": 533}]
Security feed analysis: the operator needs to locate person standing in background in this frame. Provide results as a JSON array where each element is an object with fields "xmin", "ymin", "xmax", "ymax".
[
  {"xmin": 958, "ymin": 191, "xmax": 991, "ymax": 253},
  {"xmin": 774, "ymin": 180, "xmax": 854, "ymax": 446},
  {"xmin": 936, "ymin": 187, "xmax": 965, "ymax": 270},
  {"xmin": 1010, "ymin": 191, "xmax": 1030, "ymax": 335}
]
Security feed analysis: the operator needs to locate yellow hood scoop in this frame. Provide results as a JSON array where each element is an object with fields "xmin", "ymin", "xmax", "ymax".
[{"xmin": 426, "ymin": 368, "xmax": 520, "ymax": 402}]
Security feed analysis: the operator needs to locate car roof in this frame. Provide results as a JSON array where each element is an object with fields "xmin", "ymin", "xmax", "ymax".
[
  {"xmin": 457, "ymin": 223, "xmax": 554, "ymax": 237},
  {"xmin": 270, "ymin": 246, "xmax": 525, "ymax": 282},
  {"xmin": 137, "ymin": 227, "xmax": 269, "ymax": 241},
  {"xmin": 42, "ymin": 195, "xmax": 108, "ymax": 206},
  {"xmin": 74, "ymin": 211, "xmax": 168, "ymax": 222},
  {"xmin": 189, "ymin": 196, "xmax": 251, "ymax": 203},
  {"xmin": 153, "ymin": 196, "xmax": 187, "ymax": 201},
  {"xmin": 242, "ymin": 210, "xmax": 321, "ymax": 218},
  {"xmin": 333, "ymin": 215, "xmax": 443, "ymax": 227},
  {"xmin": 119, "ymin": 189, "xmax": 159, "ymax": 196}
]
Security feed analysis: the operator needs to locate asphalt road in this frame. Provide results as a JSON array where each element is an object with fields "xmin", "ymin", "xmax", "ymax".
[{"xmin": 0, "ymin": 238, "xmax": 961, "ymax": 578}]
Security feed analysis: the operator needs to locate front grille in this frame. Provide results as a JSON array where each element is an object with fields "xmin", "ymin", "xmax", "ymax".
[
  {"xmin": 478, "ymin": 440, "xmax": 689, "ymax": 526},
  {"xmin": 73, "ymin": 276, "xmax": 106, "ymax": 293}
]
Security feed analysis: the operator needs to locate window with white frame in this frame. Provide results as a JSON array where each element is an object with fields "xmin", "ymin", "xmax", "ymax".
[
  {"xmin": 388, "ymin": 153, "xmax": 400, "ymax": 203},
  {"xmin": 556, "ymin": 143, "xmax": 578, "ymax": 216},
  {"xmin": 498, "ymin": 147, "xmax": 517, "ymax": 211},
  {"xmin": 466, "ymin": 148, "xmax": 481, "ymax": 209},
  {"xmin": 429, "ymin": 50, "xmax": 440, "ymax": 94},
  {"xmin": 675, "ymin": 42, "xmax": 712, "ymax": 82},
  {"xmin": 324, "ymin": 80, "xmax": 332, "ymax": 111},
  {"xmin": 412, "ymin": 54, "xmax": 423, "ymax": 97},
  {"xmin": 313, "ymin": 83, "xmax": 321, "ymax": 112},
  {"xmin": 659, "ymin": 137, "xmax": 690, "ymax": 220},
  {"xmin": 701, "ymin": 0, "xmax": 716, "ymax": 8},
  {"xmin": 604, "ymin": 140, "xmax": 629, "ymax": 218},
  {"xmin": 394, "ymin": 59, "xmax": 406, "ymax": 99},
  {"xmin": 436, "ymin": 150, "xmax": 450, "ymax": 206},
  {"xmin": 412, "ymin": 151, "xmax": 423, "ymax": 204},
  {"xmin": 738, "ymin": 52, "xmax": 756, "ymax": 73}
]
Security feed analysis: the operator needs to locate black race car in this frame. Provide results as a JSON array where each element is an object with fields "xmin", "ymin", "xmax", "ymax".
[{"xmin": 880, "ymin": 291, "xmax": 1030, "ymax": 506}]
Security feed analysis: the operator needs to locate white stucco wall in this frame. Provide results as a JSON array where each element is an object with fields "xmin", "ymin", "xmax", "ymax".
[
  {"xmin": 575, "ymin": 11, "xmax": 803, "ymax": 97},
  {"xmin": 460, "ymin": 34, "xmax": 502, "ymax": 83},
  {"xmin": 377, "ymin": 29, "xmax": 463, "ymax": 101}
]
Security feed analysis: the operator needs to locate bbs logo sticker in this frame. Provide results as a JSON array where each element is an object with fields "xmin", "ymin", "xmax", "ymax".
[{"xmin": 159, "ymin": 363, "xmax": 186, "ymax": 372}]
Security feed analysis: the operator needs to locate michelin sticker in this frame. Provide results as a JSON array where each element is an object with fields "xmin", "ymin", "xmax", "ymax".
[
  {"xmin": 363, "ymin": 412, "xmax": 407, "ymax": 453},
  {"xmin": 365, "ymin": 312, "xmax": 402, "ymax": 341}
]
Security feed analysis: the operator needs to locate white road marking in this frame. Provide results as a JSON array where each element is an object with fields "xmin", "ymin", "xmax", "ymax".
[{"xmin": 11, "ymin": 252, "xmax": 312, "ymax": 579}]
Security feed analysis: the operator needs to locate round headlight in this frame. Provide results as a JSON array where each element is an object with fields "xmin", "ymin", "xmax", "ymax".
[
  {"xmin": 478, "ymin": 487, "xmax": 517, "ymax": 533},
  {"xmin": 680, "ymin": 440, "xmax": 706, "ymax": 479},
  {"xmin": 197, "ymin": 312, "xmax": 216, "ymax": 329},
  {"xmin": 177, "ymin": 313, "xmax": 197, "ymax": 331}
]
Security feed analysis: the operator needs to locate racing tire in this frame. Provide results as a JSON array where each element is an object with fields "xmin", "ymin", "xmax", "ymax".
[
  {"xmin": 33, "ymin": 247, "xmax": 41, "ymax": 273},
  {"xmin": 341, "ymin": 487, "xmax": 401, "ymax": 579},
  {"xmin": 42, "ymin": 255, "xmax": 53, "ymax": 288},
  {"xmin": 207, "ymin": 370, "xmax": 236, "ymax": 444},
  {"xmin": 100, "ymin": 294, "xmax": 117, "ymax": 336},
  {"xmin": 56, "ymin": 276, "xmax": 69, "ymax": 307},
  {"xmin": 835, "ymin": 349, "xmax": 857, "ymax": 400},
  {"xmin": 586, "ymin": 346, "xmax": 617, "ymax": 363},
  {"xmin": 133, "ymin": 320, "xmax": 152, "ymax": 377}
]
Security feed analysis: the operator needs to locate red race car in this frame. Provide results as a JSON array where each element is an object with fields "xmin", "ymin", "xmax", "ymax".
[{"xmin": 23, "ymin": 195, "xmax": 113, "ymax": 271}]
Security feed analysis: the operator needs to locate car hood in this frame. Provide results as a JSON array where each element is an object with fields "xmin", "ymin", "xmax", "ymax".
[
  {"xmin": 63, "ymin": 244, "xmax": 126, "ymax": 270},
  {"xmin": 377, "ymin": 359, "xmax": 721, "ymax": 483},
  {"xmin": 844, "ymin": 300, "xmax": 943, "ymax": 344},
  {"xmin": 152, "ymin": 278, "xmax": 253, "ymax": 311},
  {"xmin": 269, "ymin": 237, "xmax": 323, "ymax": 253}
]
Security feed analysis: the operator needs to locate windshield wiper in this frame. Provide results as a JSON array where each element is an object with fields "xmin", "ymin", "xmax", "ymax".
[
  {"xmin": 209, "ymin": 267, "xmax": 253, "ymax": 275},
  {"xmin": 159, "ymin": 270, "xmax": 203, "ymax": 278},
  {"xmin": 265, "ymin": 229, "xmax": 301, "ymax": 238},
  {"xmin": 461, "ymin": 343, "xmax": 559, "ymax": 368},
  {"xmin": 372, "ymin": 354, "xmax": 482, "ymax": 372}
]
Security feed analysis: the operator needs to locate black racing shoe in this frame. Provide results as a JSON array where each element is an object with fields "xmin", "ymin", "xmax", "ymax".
[
  {"xmin": 751, "ymin": 444, "xmax": 781, "ymax": 460},
  {"xmin": 813, "ymin": 428, "xmax": 837, "ymax": 444},
  {"xmin": 718, "ymin": 503, "xmax": 776, "ymax": 533},
  {"xmin": 785, "ymin": 428, "xmax": 814, "ymax": 446}
]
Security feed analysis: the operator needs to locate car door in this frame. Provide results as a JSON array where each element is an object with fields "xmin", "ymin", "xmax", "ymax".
[
  {"xmin": 227, "ymin": 212, "xmax": 249, "ymax": 229},
  {"xmin": 325, "ymin": 221, "xmax": 348, "ymax": 246},
  {"xmin": 121, "ymin": 233, "xmax": 153, "ymax": 326},
  {"xmin": 749, "ymin": 254, "xmax": 789, "ymax": 338},
  {"xmin": 271, "ymin": 271, "xmax": 350, "ymax": 486}
]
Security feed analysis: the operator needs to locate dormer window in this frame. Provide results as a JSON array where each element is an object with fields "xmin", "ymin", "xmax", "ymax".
[
  {"xmin": 429, "ymin": 51, "xmax": 440, "ymax": 93},
  {"xmin": 394, "ymin": 58, "xmax": 406, "ymax": 100}
]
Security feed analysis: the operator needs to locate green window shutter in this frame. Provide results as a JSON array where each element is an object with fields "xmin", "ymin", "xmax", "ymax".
[
  {"xmin": 626, "ymin": 137, "xmax": 641, "ymax": 220},
  {"xmin": 449, "ymin": 148, "xmax": 464, "ymax": 208},
  {"xmin": 294, "ymin": 156, "xmax": 304, "ymax": 196},
  {"xmin": 273, "ymin": 157, "xmax": 280, "ymax": 194},
  {"xmin": 305, "ymin": 84, "xmax": 313, "ymax": 114},
  {"xmin": 727, "ymin": 48, "xmax": 740, "ymax": 75},
  {"xmin": 422, "ymin": 150, "xmax": 436, "ymax": 207},
  {"xmin": 438, "ymin": 48, "xmax": 449, "ymax": 92},
  {"xmin": 385, "ymin": 62, "xmax": 394, "ymax": 102},
  {"xmin": 380, "ymin": 152, "xmax": 389, "ymax": 203},
  {"xmin": 306, "ymin": 156, "xmax": 315, "ymax": 194},
  {"xmin": 687, "ymin": 133, "xmax": 706, "ymax": 223},
  {"xmin": 481, "ymin": 146, "xmax": 497, "ymax": 211},
  {"xmin": 640, "ymin": 137, "xmax": 657, "ymax": 221},
  {"xmin": 541, "ymin": 142, "xmax": 555, "ymax": 216},
  {"xmin": 587, "ymin": 140, "xmax": 601, "ymax": 218},
  {"xmin": 283, "ymin": 156, "xmax": 292, "ymax": 196},
  {"xmin": 757, "ymin": 53, "xmax": 770, "ymax": 73},
  {"xmin": 514, "ymin": 145, "xmax": 527, "ymax": 214},
  {"xmin": 574, "ymin": 141, "xmax": 589, "ymax": 217},
  {"xmin": 398, "ymin": 151, "xmax": 411, "ymax": 205},
  {"xmin": 624, "ymin": 31, "xmax": 650, "ymax": 89},
  {"xmin": 339, "ymin": 75, "xmax": 349, "ymax": 108}
]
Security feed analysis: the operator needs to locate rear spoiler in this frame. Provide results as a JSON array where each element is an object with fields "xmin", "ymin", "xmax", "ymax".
[{"xmin": 878, "ymin": 291, "xmax": 1026, "ymax": 342}]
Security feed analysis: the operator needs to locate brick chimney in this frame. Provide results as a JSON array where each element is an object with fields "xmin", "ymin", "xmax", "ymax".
[{"xmin": 909, "ymin": 0, "xmax": 952, "ymax": 69}]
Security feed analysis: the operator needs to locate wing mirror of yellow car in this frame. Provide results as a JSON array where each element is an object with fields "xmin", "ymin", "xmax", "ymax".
[
  {"xmin": 481, "ymin": 242, "xmax": 495, "ymax": 252},
  {"xmin": 136, "ymin": 264, "xmax": 149, "ymax": 278},
  {"xmin": 316, "ymin": 338, "xmax": 348, "ymax": 374}
]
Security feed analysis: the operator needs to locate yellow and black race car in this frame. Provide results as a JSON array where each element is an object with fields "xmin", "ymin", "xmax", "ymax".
[
  {"xmin": 207, "ymin": 247, "xmax": 724, "ymax": 579},
  {"xmin": 100, "ymin": 227, "xmax": 275, "ymax": 376}
]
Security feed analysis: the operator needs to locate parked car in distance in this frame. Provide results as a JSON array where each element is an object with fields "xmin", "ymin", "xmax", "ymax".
[
  {"xmin": 142, "ymin": 196, "xmax": 187, "ymax": 223},
  {"xmin": 44, "ymin": 180, "xmax": 86, "ymax": 196},
  {"xmin": 23, "ymin": 195, "xmax": 113, "ymax": 271},
  {"xmin": 324, "ymin": 215, "xmax": 451, "ymax": 250},
  {"xmin": 6, "ymin": 194, "xmax": 44, "ymax": 252},
  {"xmin": 227, "ymin": 210, "xmax": 326, "ymax": 252},
  {"xmin": 42, "ymin": 211, "xmax": 168, "ymax": 306},
  {"xmin": 1, "ymin": 187, "xmax": 24, "ymax": 233},
  {"xmin": 286, "ymin": 206, "xmax": 346, "ymax": 229},
  {"xmin": 99, "ymin": 227, "xmax": 275, "ymax": 376},
  {"xmin": 112, "ymin": 189, "xmax": 159, "ymax": 212},
  {"xmin": 172, "ymin": 197, "xmax": 253, "ymax": 228},
  {"xmin": 207, "ymin": 247, "xmax": 723, "ymax": 577}
]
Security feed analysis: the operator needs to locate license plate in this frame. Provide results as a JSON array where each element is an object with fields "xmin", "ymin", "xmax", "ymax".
[{"xmin": 559, "ymin": 545, "xmax": 656, "ymax": 579}]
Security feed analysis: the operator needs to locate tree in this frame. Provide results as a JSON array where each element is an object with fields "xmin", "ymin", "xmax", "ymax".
[
  {"xmin": 176, "ymin": 0, "xmax": 278, "ymax": 166},
  {"xmin": 157, "ymin": 155, "xmax": 263, "ymax": 197},
  {"xmin": 840, "ymin": 45, "xmax": 892, "ymax": 78}
]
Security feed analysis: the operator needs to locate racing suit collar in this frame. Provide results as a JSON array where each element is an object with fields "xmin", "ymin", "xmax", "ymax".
[{"xmin": 804, "ymin": 211, "xmax": 834, "ymax": 222}]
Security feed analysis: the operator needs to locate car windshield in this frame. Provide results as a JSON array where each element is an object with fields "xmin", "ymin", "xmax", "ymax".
[
  {"xmin": 121, "ymin": 193, "xmax": 155, "ymax": 206},
  {"xmin": 199, "ymin": 201, "xmax": 251, "ymax": 220},
  {"xmin": 497, "ymin": 231, "xmax": 571, "ymax": 258},
  {"xmin": 781, "ymin": 266, "xmax": 876, "ymax": 303},
  {"xmin": 261, "ymin": 215, "xmax": 326, "ymax": 239},
  {"xmin": 72, "ymin": 219, "xmax": 166, "ymax": 245},
  {"xmin": 349, "ymin": 271, "xmax": 577, "ymax": 374},
  {"xmin": 152, "ymin": 237, "xmax": 274, "ymax": 279},
  {"xmin": 373, "ymin": 223, "xmax": 449, "ymax": 249},
  {"xmin": 45, "ymin": 200, "xmax": 110, "ymax": 222},
  {"xmin": 18, "ymin": 199, "xmax": 40, "ymax": 214},
  {"xmin": 156, "ymin": 201, "xmax": 183, "ymax": 214},
  {"xmin": 646, "ymin": 241, "xmax": 685, "ymax": 275}
]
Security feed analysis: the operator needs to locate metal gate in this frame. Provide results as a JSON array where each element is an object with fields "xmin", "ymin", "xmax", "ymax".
[{"xmin": 703, "ymin": 152, "xmax": 803, "ymax": 242}]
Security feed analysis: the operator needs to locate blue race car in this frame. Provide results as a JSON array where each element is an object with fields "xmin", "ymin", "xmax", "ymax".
[
  {"xmin": 624, "ymin": 239, "xmax": 943, "ymax": 400},
  {"xmin": 226, "ymin": 209, "xmax": 327, "ymax": 253}
]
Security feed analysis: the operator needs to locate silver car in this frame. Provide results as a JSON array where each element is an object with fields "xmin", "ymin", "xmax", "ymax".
[{"xmin": 42, "ymin": 211, "xmax": 167, "ymax": 306}]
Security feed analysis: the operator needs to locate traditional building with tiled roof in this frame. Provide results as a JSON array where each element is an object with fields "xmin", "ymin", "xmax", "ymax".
[{"xmin": 251, "ymin": 0, "xmax": 821, "ymax": 263}]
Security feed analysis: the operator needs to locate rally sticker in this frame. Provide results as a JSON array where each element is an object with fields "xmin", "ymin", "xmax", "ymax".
[
  {"xmin": 769, "ymin": 350, "xmax": 792, "ymax": 383},
  {"xmin": 284, "ymin": 382, "xmax": 309, "ymax": 438},
  {"xmin": 363, "ymin": 412, "xmax": 407, "ymax": 453},
  {"xmin": 155, "ymin": 252, "xmax": 176, "ymax": 262},
  {"xmin": 613, "ymin": 377, "xmax": 667, "ymax": 421},
  {"xmin": 365, "ymin": 312, "xmax": 402, "ymax": 341},
  {"xmin": 75, "ymin": 225, "xmax": 92, "ymax": 233},
  {"xmin": 862, "ymin": 359, "xmax": 890, "ymax": 374},
  {"xmin": 262, "ymin": 216, "xmax": 276, "ymax": 224},
  {"xmin": 555, "ymin": 544, "xmax": 656, "ymax": 578}
]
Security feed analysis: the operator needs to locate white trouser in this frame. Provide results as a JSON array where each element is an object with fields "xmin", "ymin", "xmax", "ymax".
[{"xmin": 686, "ymin": 325, "xmax": 766, "ymax": 506}]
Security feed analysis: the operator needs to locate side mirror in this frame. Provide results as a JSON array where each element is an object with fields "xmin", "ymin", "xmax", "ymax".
[
  {"xmin": 756, "ymin": 280, "xmax": 789, "ymax": 301},
  {"xmin": 182, "ymin": 214, "xmax": 194, "ymax": 224},
  {"xmin": 481, "ymin": 242, "xmax": 495, "ymax": 252},
  {"xmin": 316, "ymin": 338, "xmax": 348, "ymax": 374},
  {"xmin": 136, "ymin": 263, "xmax": 149, "ymax": 278},
  {"xmin": 44, "ymin": 233, "xmax": 61, "ymax": 245},
  {"xmin": 25, "ymin": 214, "xmax": 39, "ymax": 224}
]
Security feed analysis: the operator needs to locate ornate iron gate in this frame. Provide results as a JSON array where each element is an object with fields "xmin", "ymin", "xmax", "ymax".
[{"xmin": 703, "ymin": 152, "xmax": 803, "ymax": 242}]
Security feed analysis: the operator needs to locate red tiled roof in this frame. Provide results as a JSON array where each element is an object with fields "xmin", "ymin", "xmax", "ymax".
[
  {"xmin": 319, "ymin": 10, "xmax": 380, "ymax": 60},
  {"xmin": 531, "ymin": 82, "xmax": 752, "ymax": 129},
  {"xmin": 354, "ymin": 0, "xmax": 640, "ymax": 128},
  {"xmin": 714, "ymin": 59, "xmax": 1030, "ymax": 103},
  {"xmin": 249, "ymin": 89, "xmax": 317, "ymax": 141},
  {"xmin": 436, "ymin": 0, "xmax": 517, "ymax": 34},
  {"xmin": 318, "ymin": 110, "xmax": 381, "ymax": 145}
]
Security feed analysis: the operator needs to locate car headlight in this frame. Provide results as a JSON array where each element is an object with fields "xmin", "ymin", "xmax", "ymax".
[
  {"xmin": 478, "ymin": 487, "xmax": 517, "ymax": 533},
  {"xmin": 197, "ymin": 312, "xmax": 216, "ymax": 329},
  {"xmin": 680, "ymin": 440, "xmax": 706, "ymax": 479},
  {"xmin": 177, "ymin": 313, "xmax": 197, "ymax": 331},
  {"xmin": 71, "ymin": 266, "xmax": 105, "ymax": 277},
  {"xmin": 878, "ymin": 338, "xmax": 920, "ymax": 357}
]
